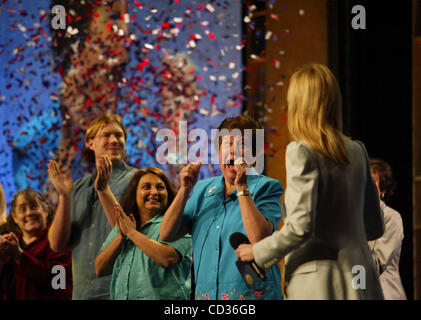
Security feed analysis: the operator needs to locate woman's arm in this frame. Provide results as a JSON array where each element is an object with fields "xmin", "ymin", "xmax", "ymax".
[
  {"xmin": 127, "ymin": 230, "xmax": 180, "ymax": 268},
  {"xmin": 237, "ymin": 143, "xmax": 319, "ymax": 268},
  {"xmin": 115, "ymin": 204, "xmax": 181, "ymax": 268},
  {"xmin": 160, "ymin": 163, "xmax": 201, "ymax": 242},
  {"xmin": 47, "ymin": 160, "xmax": 73, "ymax": 253},
  {"xmin": 234, "ymin": 162, "xmax": 280, "ymax": 243},
  {"xmin": 95, "ymin": 232, "xmax": 123, "ymax": 277}
]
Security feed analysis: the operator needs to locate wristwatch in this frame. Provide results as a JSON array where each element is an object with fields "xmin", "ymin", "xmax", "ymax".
[{"xmin": 237, "ymin": 189, "xmax": 251, "ymax": 197}]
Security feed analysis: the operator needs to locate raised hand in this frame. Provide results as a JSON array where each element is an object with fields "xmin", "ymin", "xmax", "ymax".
[
  {"xmin": 114, "ymin": 203, "xmax": 136, "ymax": 237},
  {"xmin": 48, "ymin": 160, "xmax": 74, "ymax": 197},
  {"xmin": 233, "ymin": 158, "xmax": 250, "ymax": 191},
  {"xmin": 95, "ymin": 155, "xmax": 113, "ymax": 191},
  {"xmin": 179, "ymin": 162, "xmax": 201, "ymax": 191}
]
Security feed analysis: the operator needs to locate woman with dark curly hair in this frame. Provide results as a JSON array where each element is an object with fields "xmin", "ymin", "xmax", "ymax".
[{"xmin": 368, "ymin": 158, "xmax": 407, "ymax": 300}]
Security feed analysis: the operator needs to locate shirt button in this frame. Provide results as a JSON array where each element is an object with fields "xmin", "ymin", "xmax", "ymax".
[
  {"xmin": 89, "ymin": 242, "xmax": 93, "ymax": 246},
  {"xmin": 215, "ymin": 225, "xmax": 220, "ymax": 229}
]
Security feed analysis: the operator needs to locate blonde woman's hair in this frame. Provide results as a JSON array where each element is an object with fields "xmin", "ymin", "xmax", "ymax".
[{"xmin": 287, "ymin": 63, "xmax": 350, "ymax": 164}]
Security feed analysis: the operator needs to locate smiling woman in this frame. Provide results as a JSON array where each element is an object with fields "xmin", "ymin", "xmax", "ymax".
[
  {"xmin": 94, "ymin": 164, "xmax": 192, "ymax": 300},
  {"xmin": 0, "ymin": 187, "xmax": 72, "ymax": 300}
]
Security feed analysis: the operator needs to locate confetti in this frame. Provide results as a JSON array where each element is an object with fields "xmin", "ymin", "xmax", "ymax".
[{"xmin": 0, "ymin": 0, "xmax": 244, "ymax": 203}]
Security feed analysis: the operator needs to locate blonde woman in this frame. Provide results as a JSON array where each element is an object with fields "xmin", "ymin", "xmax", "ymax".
[{"xmin": 236, "ymin": 63, "xmax": 384, "ymax": 300}]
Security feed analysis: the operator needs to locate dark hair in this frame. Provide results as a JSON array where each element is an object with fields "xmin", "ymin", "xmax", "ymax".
[
  {"xmin": 8, "ymin": 189, "xmax": 54, "ymax": 235},
  {"xmin": 82, "ymin": 114, "xmax": 127, "ymax": 163},
  {"xmin": 120, "ymin": 168, "xmax": 176, "ymax": 225},
  {"xmin": 215, "ymin": 115, "xmax": 263, "ymax": 155},
  {"xmin": 370, "ymin": 158, "xmax": 397, "ymax": 202}
]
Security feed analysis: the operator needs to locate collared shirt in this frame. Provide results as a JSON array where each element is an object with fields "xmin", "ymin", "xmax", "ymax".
[
  {"xmin": 100, "ymin": 214, "xmax": 192, "ymax": 300},
  {"xmin": 182, "ymin": 173, "xmax": 284, "ymax": 300},
  {"xmin": 368, "ymin": 201, "xmax": 407, "ymax": 300},
  {"xmin": 70, "ymin": 161, "xmax": 137, "ymax": 300},
  {"xmin": 0, "ymin": 226, "xmax": 72, "ymax": 300}
]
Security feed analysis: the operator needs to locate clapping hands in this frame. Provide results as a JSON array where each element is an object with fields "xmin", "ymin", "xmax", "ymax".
[
  {"xmin": 95, "ymin": 155, "xmax": 113, "ymax": 192},
  {"xmin": 114, "ymin": 203, "xmax": 136, "ymax": 237},
  {"xmin": 48, "ymin": 160, "xmax": 74, "ymax": 197}
]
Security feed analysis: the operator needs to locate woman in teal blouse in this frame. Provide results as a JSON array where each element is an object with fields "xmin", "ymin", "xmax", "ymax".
[
  {"xmin": 95, "ymin": 158, "xmax": 192, "ymax": 300},
  {"xmin": 160, "ymin": 115, "xmax": 284, "ymax": 300}
]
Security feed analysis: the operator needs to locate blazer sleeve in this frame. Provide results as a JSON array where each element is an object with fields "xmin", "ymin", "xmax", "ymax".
[
  {"xmin": 357, "ymin": 142, "xmax": 385, "ymax": 241},
  {"xmin": 253, "ymin": 142, "xmax": 319, "ymax": 269}
]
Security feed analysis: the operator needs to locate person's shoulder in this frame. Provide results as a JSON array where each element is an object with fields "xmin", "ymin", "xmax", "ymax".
[
  {"xmin": 249, "ymin": 174, "xmax": 283, "ymax": 195},
  {"xmin": 124, "ymin": 164, "xmax": 138, "ymax": 176},
  {"xmin": 382, "ymin": 202, "xmax": 403, "ymax": 224},
  {"xmin": 73, "ymin": 173, "xmax": 94, "ymax": 191},
  {"xmin": 286, "ymin": 140, "xmax": 317, "ymax": 163}
]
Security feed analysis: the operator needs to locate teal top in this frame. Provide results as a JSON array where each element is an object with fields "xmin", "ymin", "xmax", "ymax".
[
  {"xmin": 182, "ymin": 173, "xmax": 284, "ymax": 300},
  {"xmin": 100, "ymin": 214, "xmax": 192, "ymax": 300}
]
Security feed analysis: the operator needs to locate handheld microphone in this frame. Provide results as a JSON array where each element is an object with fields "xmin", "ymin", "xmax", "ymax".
[{"xmin": 230, "ymin": 232, "xmax": 266, "ymax": 288}]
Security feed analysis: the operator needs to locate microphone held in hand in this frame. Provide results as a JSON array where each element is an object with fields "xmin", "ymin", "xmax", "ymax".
[{"xmin": 230, "ymin": 232, "xmax": 266, "ymax": 288}]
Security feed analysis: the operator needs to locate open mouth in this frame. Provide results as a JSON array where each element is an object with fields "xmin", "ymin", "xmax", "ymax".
[{"xmin": 226, "ymin": 159, "xmax": 236, "ymax": 170}]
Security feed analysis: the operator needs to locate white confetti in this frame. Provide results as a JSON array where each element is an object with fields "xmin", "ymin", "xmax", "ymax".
[
  {"xmin": 206, "ymin": 4, "xmax": 215, "ymax": 13},
  {"xmin": 124, "ymin": 13, "xmax": 130, "ymax": 23}
]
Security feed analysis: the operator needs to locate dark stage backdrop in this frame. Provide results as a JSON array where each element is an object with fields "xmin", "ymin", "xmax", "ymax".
[{"xmin": 330, "ymin": 0, "xmax": 413, "ymax": 299}]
